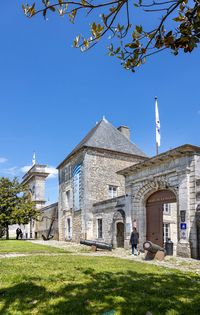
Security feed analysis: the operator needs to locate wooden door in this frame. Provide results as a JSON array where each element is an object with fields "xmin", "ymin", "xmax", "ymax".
[
  {"xmin": 116, "ymin": 222, "xmax": 124, "ymax": 248},
  {"xmin": 146, "ymin": 190, "xmax": 176, "ymax": 247},
  {"xmin": 146, "ymin": 203, "xmax": 163, "ymax": 246}
]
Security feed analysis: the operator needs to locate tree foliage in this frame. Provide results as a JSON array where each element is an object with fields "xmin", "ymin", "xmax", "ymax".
[
  {"xmin": 0, "ymin": 177, "xmax": 38, "ymax": 239},
  {"xmin": 0, "ymin": 225, "xmax": 5, "ymax": 238},
  {"xmin": 23, "ymin": 0, "xmax": 200, "ymax": 72}
]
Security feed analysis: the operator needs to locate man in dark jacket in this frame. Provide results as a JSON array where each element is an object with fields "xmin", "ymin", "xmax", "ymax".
[
  {"xmin": 16, "ymin": 228, "xmax": 20, "ymax": 240},
  {"xmin": 130, "ymin": 227, "xmax": 139, "ymax": 255}
]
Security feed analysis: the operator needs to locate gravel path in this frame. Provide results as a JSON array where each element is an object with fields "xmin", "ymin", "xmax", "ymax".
[
  {"xmin": 29, "ymin": 240, "xmax": 200, "ymax": 274},
  {"xmin": 1, "ymin": 239, "xmax": 200, "ymax": 274}
]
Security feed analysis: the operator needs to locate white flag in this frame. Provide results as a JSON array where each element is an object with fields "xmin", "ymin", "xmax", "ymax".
[
  {"xmin": 155, "ymin": 97, "xmax": 160, "ymax": 147},
  {"xmin": 32, "ymin": 152, "xmax": 36, "ymax": 165}
]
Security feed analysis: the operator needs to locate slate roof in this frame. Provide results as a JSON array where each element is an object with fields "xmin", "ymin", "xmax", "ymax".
[{"xmin": 57, "ymin": 118, "xmax": 147, "ymax": 168}]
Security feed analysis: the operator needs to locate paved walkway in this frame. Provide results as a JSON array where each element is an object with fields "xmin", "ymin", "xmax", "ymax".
[
  {"xmin": 1, "ymin": 239, "xmax": 200, "ymax": 274},
  {"xmin": 30, "ymin": 240, "xmax": 200, "ymax": 274}
]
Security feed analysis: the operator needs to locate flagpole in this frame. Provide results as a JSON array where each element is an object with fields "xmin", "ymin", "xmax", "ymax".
[
  {"xmin": 155, "ymin": 96, "xmax": 158, "ymax": 155},
  {"xmin": 155, "ymin": 96, "xmax": 160, "ymax": 156}
]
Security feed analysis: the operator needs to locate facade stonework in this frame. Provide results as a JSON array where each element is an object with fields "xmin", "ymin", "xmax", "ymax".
[
  {"xmin": 36, "ymin": 203, "xmax": 58, "ymax": 240},
  {"xmin": 58, "ymin": 151, "xmax": 85, "ymax": 241},
  {"xmin": 22, "ymin": 118, "xmax": 200, "ymax": 259},
  {"xmin": 93, "ymin": 146, "xmax": 200, "ymax": 258},
  {"xmin": 58, "ymin": 148, "xmax": 144, "ymax": 241},
  {"xmin": 82, "ymin": 150, "xmax": 143, "ymax": 240},
  {"xmin": 20, "ymin": 164, "xmax": 50, "ymax": 239},
  {"xmin": 57, "ymin": 118, "xmax": 147, "ymax": 242}
]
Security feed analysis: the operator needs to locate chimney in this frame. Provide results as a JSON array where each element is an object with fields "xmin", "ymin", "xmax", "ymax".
[{"xmin": 117, "ymin": 125, "xmax": 131, "ymax": 140}]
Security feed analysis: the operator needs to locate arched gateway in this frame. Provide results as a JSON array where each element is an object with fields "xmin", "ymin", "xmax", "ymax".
[{"xmin": 146, "ymin": 190, "xmax": 177, "ymax": 247}]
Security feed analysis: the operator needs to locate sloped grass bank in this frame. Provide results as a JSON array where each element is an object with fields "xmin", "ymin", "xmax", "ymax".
[
  {"xmin": 0, "ymin": 254, "xmax": 200, "ymax": 315},
  {"xmin": 0, "ymin": 240, "xmax": 67, "ymax": 254}
]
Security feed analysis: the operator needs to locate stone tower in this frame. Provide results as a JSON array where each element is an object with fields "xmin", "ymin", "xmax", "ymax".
[{"xmin": 21, "ymin": 164, "xmax": 49, "ymax": 238}]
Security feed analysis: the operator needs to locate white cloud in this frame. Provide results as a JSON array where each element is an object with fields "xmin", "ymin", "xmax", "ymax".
[
  {"xmin": 46, "ymin": 166, "xmax": 58, "ymax": 179},
  {"xmin": 0, "ymin": 164, "xmax": 58, "ymax": 180},
  {"xmin": 0, "ymin": 157, "xmax": 8, "ymax": 163},
  {"xmin": 20, "ymin": 165, "xmax": 32, "ymax": 173},
  {"xmin": 0, "ymin": 167, "xmax": 19, "ymax": 176}
]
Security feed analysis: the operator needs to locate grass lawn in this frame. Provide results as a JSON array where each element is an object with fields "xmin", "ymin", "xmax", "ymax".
[
  {"xmin": 0, "ymin": 243, "xmax": 200, "ymax": 315},
  {"xmin": 0, "ymin": 240, "xmax": 67, "ymax": 254}
]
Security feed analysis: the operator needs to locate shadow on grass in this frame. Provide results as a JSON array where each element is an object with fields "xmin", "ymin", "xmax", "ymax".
[{"xmin": 0, "ymin": 268, "xmax": 200, "ymax": 315}]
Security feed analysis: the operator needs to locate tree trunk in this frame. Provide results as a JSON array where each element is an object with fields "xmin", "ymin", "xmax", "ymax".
[{"xmin": 6, "ymin": 224, "xmax": 9, "ymax": 240}]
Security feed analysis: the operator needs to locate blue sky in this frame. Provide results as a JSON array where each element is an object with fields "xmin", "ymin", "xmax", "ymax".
[{"xmin": 0, "ymin": 1, "xmax": 199, "ymax": 203}]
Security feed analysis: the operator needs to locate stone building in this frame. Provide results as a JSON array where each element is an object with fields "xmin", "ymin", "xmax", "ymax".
[
  {"xmin": 57, "ymin": 118, "xmax": 147, "ymax": 242},
  {"xmin": 20, "ymin": 118, "xmax": 200, "ymax": 259},
  {"xmin": 93, "ymin": 144, "xmax": 200, "ymax": 258},
  {"xmin": 20, "ymin": 164, "xmax": 58, "ymax": 240}
]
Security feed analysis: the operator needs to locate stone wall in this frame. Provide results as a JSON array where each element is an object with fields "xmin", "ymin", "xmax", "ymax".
[
  {"xmin": 58, "ymin": 147, "xmax": 144, "ymax": 242},
  {"xmin": 93, "ymin": 195, "xmax": 132, "ymax": 249},
  {"xmin": 83, "ymin": 149, "xmax": 143, "ymax": 239},
  {"xmin": 124, "ymin": 154, "xmax": 199, "ymax": 257},
  {"xmin": 163, "ymin": 202, "xmax": 178, "ymax": 254},
  {"xmin": 58, "ymin": 150, "xmax": 85, "ymax": 241},
  {"xmin": 73, "ymin": 210, "xmax": 82, "ymax": 242},
  {"xmin": 190, "ymin": 154, "xmax": 200, "ymax": 257},
  {"xmin": 33, "ymin": 176, "xmax": 46, "ymax": 204},
  {"xmin": 35, "ymin": 203, "xmax": 59, "ymax": 240}
]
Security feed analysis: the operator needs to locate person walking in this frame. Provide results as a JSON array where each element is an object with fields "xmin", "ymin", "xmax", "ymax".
[
  {"xmin": 130, "ymin": 227, "xmax": 139, "ymax": 255},
  {"xmin": 19, "ymin": 229, "xmax": 23, "ymax": 240},
  {"xmin": 16, "ymin": 228, "xmax": 20, "ymax": 240}
]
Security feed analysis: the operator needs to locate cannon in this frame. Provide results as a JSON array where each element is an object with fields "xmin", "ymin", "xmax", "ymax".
[
  {"xmin": 80, "ymin": 239, "xmax": 112, "ymax": 251},
  {"xmin": 143, "ymin": 241, "xmax": 166, "ymax": 261}
]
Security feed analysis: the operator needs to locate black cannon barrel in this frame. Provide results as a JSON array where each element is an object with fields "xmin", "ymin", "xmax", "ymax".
[
  {"xmin": 143, "ymin": 241, "xmax": 164, "ymax": 253},
  {"xmin": 80, "ymin": 240, "xmax": 96, "ymax": 247},
  {"xmin": 80, "ymin": 239, "xmax": 112, "ymax": 251}
]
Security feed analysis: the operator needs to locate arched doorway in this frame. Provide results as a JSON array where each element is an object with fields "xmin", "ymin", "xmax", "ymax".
[
  {"xmin": 116, "ymin": 222, "xmax": 124, "ymax": 247},
  {"xmin": 112, "ymin": 209, "xmax": 125, "ymax": 248},
  {"xmin": 146, "ymin": 190, "xmax": 176, "ymax": 246}
]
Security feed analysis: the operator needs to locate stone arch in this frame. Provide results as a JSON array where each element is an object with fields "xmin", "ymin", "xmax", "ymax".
[
  {"xmin": 132, "ymin": 179, "xmax": 178, "ymax": 246},
  {"xmin": 113, "ymin": 209, "xmax": 125, "ymax": 221},
  {"xmin": 134, "ymin": 179, "xmax": 178, "ymax": 204}
]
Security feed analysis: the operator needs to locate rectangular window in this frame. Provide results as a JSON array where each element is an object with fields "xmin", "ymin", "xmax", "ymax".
[
  {"xmin": 108, "ymin": 186, "xmax": 118, "ymax": 199},
  {"xmin": 64, "ymin": 165, "xmax": 71, "ymax": 182},
  {"xmin": 66, "ymin": 190, "xmax": 71, "ymax": 209},
  {"xmin": 73, "ymin": 164, "xmax": 81, "ymax": 211},
  {"xmin": 67, "ymin": 218, "xmax": 72, "ymax": 239},
  {"xmin": 162, "ymin": 203, "xmax": 171, "ymax": 215},
  {"xmin": 163, "ymin": 223, "xmax": 170, "ymax": 243},
  {"xmin": 97, "ymin": 219, "xmax": 103, "ymax": 239}
]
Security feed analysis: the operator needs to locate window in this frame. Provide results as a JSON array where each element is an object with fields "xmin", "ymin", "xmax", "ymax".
[
  {"xmin": 67, "ymin": 218, "xmax": 72, "ymax": 239},
  {"xmin": 108, "ymin": 186, "xmax": 118, "ymax": 199},
  {"xmin": 97, "ymin": 219, "xmax": 103, "ymax": 238},
  {"xmin": 163, "ymin": 223, "xmax": 170, "ymax": 243},
  {"xmin": 66, "ymin": 190, "xmax": 71, "ymax": 209},
  {"xmin": 162, "ymin": 203, "xmax": 171, "ymax": 215},
  {"xmin": 64, "ymin": 165, "xmax": 71, "ymax": 182}
]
